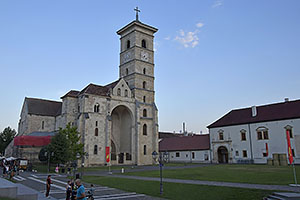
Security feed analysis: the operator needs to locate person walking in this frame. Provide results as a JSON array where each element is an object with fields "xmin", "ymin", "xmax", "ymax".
[
  {"xmin": 75, "ymin": 179, "xmax": 86, "ymax": 200},
  {"xmin": 45, "ymin": 175, "xmax": 52, "ymax": 198},
  {"xmin": 66, "ymin": 180, "xmax": 72, "ymax": 200}
]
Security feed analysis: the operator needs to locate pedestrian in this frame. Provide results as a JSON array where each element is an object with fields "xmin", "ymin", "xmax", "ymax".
[
  {"xmin": 70, "ymin": 179, "xmax": 77, "ymax": 200},
  {"xmin": 75, "ymin": 179, "xmax": 86, "ymax": 200},
  {"xmin": 45, "ymin": 175, "xmax": 52, "ymax": 198},
  {"xmin": 66, "ymin": 180, "xmax": 72, "ymax": 200},
  {"xmin": 55, "ymin": 165, "xmax": 59, "ymax": 173}
]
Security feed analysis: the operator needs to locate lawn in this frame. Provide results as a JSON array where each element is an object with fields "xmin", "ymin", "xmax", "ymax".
[
  {"xmin": 83, "ymin": 176, "xmax": 274, "ymax": 200},
  {"xmin": 124, "ymin": 164, "xmax": 300, "ymax": 185}
]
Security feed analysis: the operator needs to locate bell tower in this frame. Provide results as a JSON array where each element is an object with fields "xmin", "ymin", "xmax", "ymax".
[{"xmin": 117, "ymin": 8, "xmax": 158, "ymax": 164}]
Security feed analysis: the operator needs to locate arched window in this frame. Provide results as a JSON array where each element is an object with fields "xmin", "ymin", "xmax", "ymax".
[
  {"xmin": 143, "ymin": 81, "xmax": 146, "ymax": 89},
  {"xmin": 95, "ymin": 121, "xmax": 98, "ymax": 127},
  {"xmin": 142, "ymin": 39, "xmax": 146, "ymax": 48},
  {"xmin": 111, "ymin": 140, "xmax": 116, "ymax": 160},
  {"xmin": 95, "ymin": 128, "xmax": 98, "ymax": 136},
  {"xmin": 143, "ymin": 145, "xmax": 147, "ymax": 155},
  {"xmin": 285, "ymin": 125, "xmax": 293, "ymax": 138},
  {"xmin": 117, "ymin": 88, "xmax": 121, "ymax": 96},
  {"xmin": 126, "ymin": 68, "xmax": 129, "ymax": 75},
  {"xmin": 143, "ymin": 109, "xmax": 147, "ymax": 117},
  {"xmin": 94, "ymin": 104, "xmax": 100, "ymax": 112},
  {"xmin": 143, "ymin": 124, "xmax": 147, "ymax": 135},
  {"xmin": 94, "ymin": 145, "xmax": 98, "ymax": 155},
  {"xmin": 256, "ymin": 127, "xmax": 269, "ymax": 140},
  {"xmin": 41, "ymin": 121, "xmax": 44, "ymax": 130},
  {"xmin": 240, "ymin": 129, "xmax": 246, "ymax": 141},
  {"xmin": 125, "ymin": 89, "xmax": 128, "ymax": 97},
  {"xmin": 143, "ymin": 68, "xmax": 146, "ymax": 74},
  {"xmin": 127, "ymin": 40, "xmax": 130, "ymax": 49},
  {"xmin": 143, "ymin": 96, "xmax": 146, "ymax": 103}
]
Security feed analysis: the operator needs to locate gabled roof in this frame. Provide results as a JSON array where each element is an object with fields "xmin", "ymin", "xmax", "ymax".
[
  {"xmin": 26, "ymin": 98, "xmax": 62, "ymax": 117},
  {"xmin": 61, "ymin": 90, "xmax": 80, "ymax": 99},
  {"xmin": 79, "ymin": 80, "xmax": 119, "ymax": 97},
  {"xmin": 207, "ymin": 99, "xmax": 300, "ymax": 129},
  {"xmin": 159, "ymin": 134, "xmax": 210, "ymax": 152}
]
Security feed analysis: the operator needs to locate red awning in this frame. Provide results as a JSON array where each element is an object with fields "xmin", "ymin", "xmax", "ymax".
[{"xmin": 14, "ymin": 136, "xmax": 52, "ymax": 147}]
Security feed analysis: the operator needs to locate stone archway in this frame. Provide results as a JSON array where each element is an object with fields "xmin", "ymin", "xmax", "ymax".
[
  {"xmin": 218, "ymin": 146, "xmax": 228, "ymax": 163},
  {"xmin": 111, "ymin": 105, "xmax": 133, "ymax": 164}
]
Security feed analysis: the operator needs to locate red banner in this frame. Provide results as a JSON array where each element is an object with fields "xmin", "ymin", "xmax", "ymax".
[
  {"xmin": 265, "ymin": 143, "xmax": 268, "ymax": 157},
  {"xmin": 286, "ymin": 130, "xmax": 294, "ymax": 164},
  {"xmin": 105, "ymin": 146, "xmax": 110, "ymax": 163}
]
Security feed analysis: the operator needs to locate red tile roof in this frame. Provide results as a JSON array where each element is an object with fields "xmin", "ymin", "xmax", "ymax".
[
  {"xmin": 159, "ymin": 134, "xmax": 210, "ymax": 151},
  {"xmin": 207, "ymin": 99, "xmax": 300, "ymax": 129}
]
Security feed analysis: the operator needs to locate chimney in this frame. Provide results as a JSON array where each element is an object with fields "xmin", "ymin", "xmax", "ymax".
[
  {"xmin": 251, "ymin": 106, "xmax": 257, "ymax": 117},
  {"xmin": 285, "ymin": 98, "xmax": 289, "ymax": 102}
]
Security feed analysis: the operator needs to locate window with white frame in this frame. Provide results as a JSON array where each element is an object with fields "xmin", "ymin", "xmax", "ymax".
[{"xmin": 257, "ymin": 127, "xmax": 269, "ymax": 140}]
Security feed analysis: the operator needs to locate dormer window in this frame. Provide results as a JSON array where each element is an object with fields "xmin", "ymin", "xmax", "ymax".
[
  {"xmin": 125, "ymin": 89, "xmax": 128, "ymax": 97},
  {"xmin": 127, "ymin": 40, "xmax": 130, "ymax": 49},
  {"xmin": 94, "ymin": 104, "xmax": 100, "ymax": 112},
  {"xmin": 117, "ymin": 88, "xmax": 121, "ymax": 96},
  {"xmin": 142, "ymin": 39, "xmax": 146, "ymax": 48}
]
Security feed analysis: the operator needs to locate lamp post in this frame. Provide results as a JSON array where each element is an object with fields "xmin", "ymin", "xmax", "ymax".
[
  {"xmin": 152, "ymin": 151, "xmax": 168, "ymax": 195},
  {"xmin": 82, "ymin": 152, "xmax": 88, "ymax": 178},
  {"xmin": 45, "ymin": 151, "xmax": 54, "ymax": 173}
]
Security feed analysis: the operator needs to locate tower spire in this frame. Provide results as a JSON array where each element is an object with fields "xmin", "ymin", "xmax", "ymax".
[{"xmin": 134, "ymin": 7, "xmax": 140, "ymax": 21}]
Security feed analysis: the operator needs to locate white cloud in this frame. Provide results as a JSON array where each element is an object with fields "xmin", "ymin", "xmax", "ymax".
[
  {"xmin": 212, "ymin": 0, "xmax": 223, "ymax": 8},
  {"xmin": 175, "ymin": 30, "xmax": 199, "ymax": 48},
  {"xmin": 164, "ymin": 36, "xmax": 171, "ymax": 40},
  {"xmin": 196, "ymin": 22, "xmax": 204, "ymax": 28}
]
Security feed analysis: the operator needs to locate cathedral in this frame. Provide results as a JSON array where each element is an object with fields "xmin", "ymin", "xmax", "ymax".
[{"xmin": 13, "ymin": 11, "xmax": 159, "ymax": 166}]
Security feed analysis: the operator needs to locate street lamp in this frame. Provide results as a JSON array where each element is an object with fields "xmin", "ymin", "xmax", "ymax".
[
  {"xmin": 81, "ymin": 152, "xmax": 88, "ymax": 178},
  {"xmin": 45, "ymin": 151, "xmax": 54, "ymax": 173},
  {"xmin": 152, "ymin": 151, "xmax": 168, "ymax": 195}
]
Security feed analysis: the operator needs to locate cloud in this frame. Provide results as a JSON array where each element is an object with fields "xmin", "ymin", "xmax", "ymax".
[
  {"xmin": 164, "ymin": 36, "xmax": 171, "ymax": 40},
  {"xmin": 212, "ymin": 0, "xmax": 223, "ymax": 8},
  {"xmin": 175, "ymin": 30, "xmax": 199, "ymax": 48},
  {"xmin": 174, "ymin": 22, "xmax": 204, "ymax": 48},
  {"xmin": 196, "ymin": 22, "xmax": 204, "ymax": 28}
]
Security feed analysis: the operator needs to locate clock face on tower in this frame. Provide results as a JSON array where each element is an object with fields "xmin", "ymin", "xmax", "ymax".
[
  {"xmin": 123, "ymin": 52, "xmax": 131, "ymax": 63},
  {"xmin": 140, "ymin": 51, "xmax": 149, "ymax": 62}
]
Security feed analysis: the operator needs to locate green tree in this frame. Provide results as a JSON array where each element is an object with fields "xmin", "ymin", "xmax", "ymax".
[
  {"xmin": 48, "ymin": 123, "xmax": 84, "ymax": 164},
  {"xmin": 48, "ymin": 131, "xmax": 69, "ymax": 164},
  {"xmin": 0, "ymin": 126, "xmax": 17, "ymax": 155},
  {"xmin": 38, "ymin": 146, "xmax": 49, "ymax": 162}
]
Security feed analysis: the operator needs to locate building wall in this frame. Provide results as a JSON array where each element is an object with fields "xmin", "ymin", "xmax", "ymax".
[
  {"xmin": 209, "ymin": 118, "xmax": 300, "ymax": 164},
  {"xmin": 167, "ymin": 150, "xmax": 210, "ymax": 163}
]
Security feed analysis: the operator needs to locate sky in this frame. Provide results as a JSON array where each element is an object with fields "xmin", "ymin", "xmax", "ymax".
[{"xmin": 0, "ymin": 0, "xmax": 300, "ymax": 134}]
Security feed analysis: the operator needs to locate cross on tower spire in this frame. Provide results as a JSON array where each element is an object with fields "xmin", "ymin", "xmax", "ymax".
[{"xmin": 134, "ymin": 7, "xmax": 140, "ymax": 21}]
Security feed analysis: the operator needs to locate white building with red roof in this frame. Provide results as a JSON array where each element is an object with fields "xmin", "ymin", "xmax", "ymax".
[{"xmin": 208, "ymin": 98, "xmax": 300, "ymax": 164}]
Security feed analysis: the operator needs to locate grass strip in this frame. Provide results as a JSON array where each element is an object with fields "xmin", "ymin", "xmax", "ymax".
[
  {"xmin": 125, "ymin": 164, "xmax": 300, "ymax": 185},
  {"xmin": 83, "ymin": 176, "xmax": 274, "ymax": 200}
]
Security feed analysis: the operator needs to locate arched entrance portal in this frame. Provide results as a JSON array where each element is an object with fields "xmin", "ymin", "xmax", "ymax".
[
  {"xmin": 111, "ymin": 105, "xmax": 133, "ymax": 164},
  {"xmin": 218, "ymin": 146, "xmax": 228, "ymax": 163}
]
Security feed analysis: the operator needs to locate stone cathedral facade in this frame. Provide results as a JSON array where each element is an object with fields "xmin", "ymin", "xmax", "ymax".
[{"xmin": 14, "ymin": 16, "xmax": 159, "ymax": 166}]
